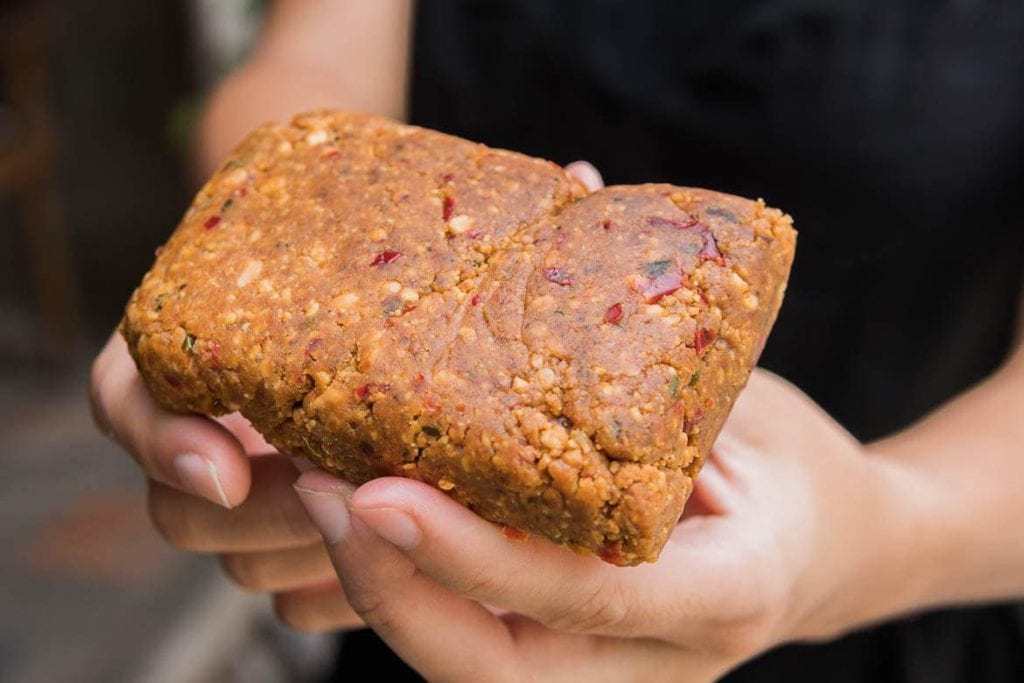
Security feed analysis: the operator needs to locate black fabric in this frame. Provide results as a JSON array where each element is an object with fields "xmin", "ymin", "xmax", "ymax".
[
  {"xmin": 333, "ymin": 1, "xmax": 1024, "ymax": 680},
  {"xmin": 327, "ymin": 629, "xmax": 422, "ymax": 681}
]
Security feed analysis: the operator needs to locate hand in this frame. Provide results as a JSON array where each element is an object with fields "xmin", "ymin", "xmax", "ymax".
[
  {"xmin": 89, "ymin": 333, "xmax": 363, "ymax": 631},
  {"xmin": 295, "ymin": 369, "xmax": 914, "ymax": 681}
]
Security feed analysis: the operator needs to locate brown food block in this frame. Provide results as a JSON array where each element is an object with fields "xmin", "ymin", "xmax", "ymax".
[{"xmin": 122, "ymin": 111, "xmax": 796, "ymax": 565}]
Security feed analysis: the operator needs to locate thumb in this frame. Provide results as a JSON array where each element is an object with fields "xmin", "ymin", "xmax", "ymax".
[{"xmin": 293, "ymin": 469, "xmax": 515, "ymax": 681}]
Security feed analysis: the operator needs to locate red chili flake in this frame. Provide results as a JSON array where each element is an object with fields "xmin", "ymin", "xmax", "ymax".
[
  {"xmin": 236, "ymin": 187, "xmax": 248, "ymax": 198},
  {"xmin": 699, "ymin": 291, "xmax": 710, "ymax": 304},
  {"xmin": 543, "ymin": 267, "xmax": 572, "ymax": 286},
  {"xmin": 597, "ymin": 543, "xmax": 626, "ymax": 566},
  {"xmin": 323, "ymin": 149, "xmax": 341, "ymax": 160},
  {"xmin": 162, "ymin": 372, "xmax": 182, "ymax": 390},
  {"xmin": 424, "ymin": 392, "xmax": 444, "ymax": 411},
  {"xmin": 683, "ymin": 409, "xmax": 705, "ymax": 434},
  {"xmin": 694, "ymin": 327, "xmax": 716, "ymax": 354},
  {"xmin": 470, "ymin": 294, "xmax": 481, "ymax": 306},
  {"xmin": 442, "ymin": 195, "xmax": 455, "ymax": 221},
  {"xmin": 603, "ymin": 302, "xmax": 624, "ymax": 324},
  {"xmin": 304, "ymin": 337, "xmax": 322, "ymax": 358},
  {"xmin": 370, "ymin": 250, "xmax": 401, "ymax": 267},
  {"xmin": 354, "ymin": 383, "xmax": 390, "ymax": 401},
  {"xmin": 414, "ymin": 371, "xmax": 426, "ymax": 384},
  {"xmin": 634, "ymin": 272, "xmax": 683, "ymax": 303},
  {"xmin": 646, "ymin": 214, "xmax": 725, "ymax": 264},
  {"xmin": 466, "ymin": 228, "xmax": 483, "ymax": 239},
  {"xmin": 646, "ymin": 215, "xmax": 701, "ymax": 230},
  {"xmin": 154, "ymin": 245, "xmax": 165, "ymax": 256},
  {"xmin": 207, "ymin": 341, "xmax": 222, "ymax": 368},
  {"xmin": 602, "ymin": 219, "xmax": 614, "ymax": 230},
  {"xmin": 203, "ymin": 215, "xmax": 221, "ymax": 230},
  {"xmin": 555, "ymin": 231, "xmax": 567, "ymax": 244},
  {"xmin": 442, "ymin": 173, "xmax": 455, "ymax": 183},
  {"xmin": 698, "ymin": 230, "xmax": 725, "ymax": 265},
  {"xmin": 502, "ymin": 525, "xmax": 529, "ymax": 542}
]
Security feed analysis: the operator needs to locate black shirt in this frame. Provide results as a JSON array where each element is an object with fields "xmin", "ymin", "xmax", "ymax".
[{"xmin": 333, "ymin": 1, "xmax": 1024, "ymax": 680}]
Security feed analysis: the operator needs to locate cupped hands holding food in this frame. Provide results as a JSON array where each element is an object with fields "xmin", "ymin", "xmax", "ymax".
[{"xmin": 92, "ymin": 326, "xmax": 946, "ymax": 682}]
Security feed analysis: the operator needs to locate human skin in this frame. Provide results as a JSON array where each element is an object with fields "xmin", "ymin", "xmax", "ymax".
[{"xmin": 90, "ymin": 0, "xmax": 1024, "ymax": 678}]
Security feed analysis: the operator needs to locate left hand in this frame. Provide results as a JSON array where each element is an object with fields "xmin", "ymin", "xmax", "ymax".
[{"xmin": 295, "ymin": 369, "xmax": 915, "ymax": 682}]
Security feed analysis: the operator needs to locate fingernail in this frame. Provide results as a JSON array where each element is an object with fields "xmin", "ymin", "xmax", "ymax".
[
  {"xmin": 173, "ymin": 453, "xmax": 232, "ymax": 508},
  {"xmin": 295, "ymin": 486, "xmax": 351, "ymax": 544},
  {"xmin": 351, "ymin": 507, "xmax": 421, "ymax": 550}
]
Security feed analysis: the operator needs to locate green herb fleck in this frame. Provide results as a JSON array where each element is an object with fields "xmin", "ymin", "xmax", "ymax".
[
  {"xmin": 182, "ymin": 333, "xmax": 196, "ymax": 353},
  {"xmin": 688, "ymin": 370, "xmax": 700, "ymax": 387},
  {"xmin": 220, "ymin": 198, "xmax": 234, "ymax": 212},
  {"xmin": 154, "ymin": 294, "xmax": 165, "ymax": 312},
  {"xmin": 645, "ymin": 260, "xmax": 673, "ymax": 278},
  {"xmin": 611, "ymin": 419, "xmax": 623, "ymax": 439},
  {"xmin": 667, "ymin": 374, "xmax": 681, "ymax": 399},
  {"xmin": 422, "ymin": 425, "xmax": 442, "ymax": 438},
  {"xmin": 706, "ymin": 206, "xmax": 739, "ymax": 224}
]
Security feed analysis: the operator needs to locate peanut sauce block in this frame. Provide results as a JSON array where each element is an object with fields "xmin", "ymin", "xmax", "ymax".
[{"xmin": 122, "ymin": 111, "xmax": 796, "ymax": 565}]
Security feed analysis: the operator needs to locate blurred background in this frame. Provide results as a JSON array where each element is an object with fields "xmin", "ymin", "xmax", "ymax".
[{"xmin": 0, "ymin": 1, "xmax": 337, "ymax": 681}]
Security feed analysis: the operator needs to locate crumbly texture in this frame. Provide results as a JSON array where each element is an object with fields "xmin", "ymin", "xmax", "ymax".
[{"xmin": 122, "ymin": 111, "xmax": 796, "ymax": 565}]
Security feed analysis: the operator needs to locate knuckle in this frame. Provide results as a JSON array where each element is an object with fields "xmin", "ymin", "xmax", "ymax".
[
  {"xmin": 220, "ymin": 554, "xmax": 268, "ymax": 592},
  {"xmin": 279, "ymin": 503, "xmax": 321, "ymax": 544},
  {"xmin": 451, "ymin": 564, "xmax": 509, "ymax": 601},
  {"xmin": 147, "ymin": 484, "xmax": 203, "ymax": 550},
  {"xmin": 344, "ymin": 586, "xmax": 393, "ymax": 630},
  {"xmin": 704, "ymin": 612, "xmax": 775, "ymax": 660},
  {"xmin": 272, "ymin": 593, "xmax": 327, "ymax": 633},
  {"xmin": 701, "ymin": 574, "xmax": 785, "ymax": 659},
  {"xmin": 544, "ymin": 580, "xmax": 631, "ymax": 634}
]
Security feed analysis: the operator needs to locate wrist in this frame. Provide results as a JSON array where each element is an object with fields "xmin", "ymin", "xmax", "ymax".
[{"xmin": 788, "ymin": 448, "xmax": 951, "ymax": 642}]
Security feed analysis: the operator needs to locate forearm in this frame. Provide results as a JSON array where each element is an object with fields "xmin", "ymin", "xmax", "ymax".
[{"xmin": 194, "ymin": 0, "xmax": 413, "ymax": 176}]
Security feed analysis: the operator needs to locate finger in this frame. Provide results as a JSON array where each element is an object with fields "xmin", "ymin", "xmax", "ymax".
[
  {"xmin": 295, "ymin": 470, "xmax": 518, "ymax": 681},
  {"xmin": 149, "ymin": 456, "xmax": 320, "ymax": 551},
  {"xmin": 215, "ymin": 412, "xmax": 276, "ymax": 455},
  {"xmin": 344, "ymin": 477, "xmax": 681, "ymax": 638},
  {"xmin": 273, "ymin": 581, "xmax": 364, "ymax": 633},
  {"xmin": 221, "ymin": 541, "xmax": 337, "ymax": 593},
  {"xmin": 90, "ymin": 333, "xmax": 250, "ymax": 507},
  {"xmin": 346, "ymin": 476, "xmax": 769, "ymax": 645},
  {"xmin": 565, "ymin": 160, "xmax": 605, "ymax": 191}
]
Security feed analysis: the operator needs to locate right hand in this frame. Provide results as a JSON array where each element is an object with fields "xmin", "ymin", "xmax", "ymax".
[{"xmin": 89, "ymin": 333, "xmax": 364, "ymax": 632}]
